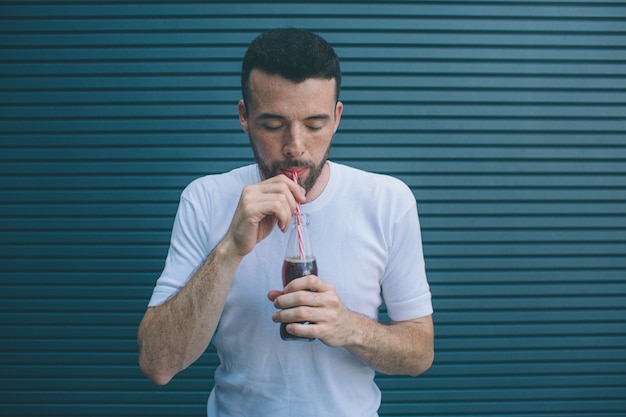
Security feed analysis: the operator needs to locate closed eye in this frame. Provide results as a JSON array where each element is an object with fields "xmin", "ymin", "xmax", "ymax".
[
  {"xmin": 305, "ymin": 115, "xmax": 330, "ymax": 131},
  {"xmin": 256, "ymin": 113, "xmax": 286, "ymax": 131}
]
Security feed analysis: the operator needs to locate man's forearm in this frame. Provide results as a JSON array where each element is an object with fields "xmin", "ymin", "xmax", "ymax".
[
  {"xmin": 344, "ymin": 313, "xmax": 434, "ymax": 377},
  {"xmin": 137, "ymin": 239, "xmax": 243, "ymax": 385}
]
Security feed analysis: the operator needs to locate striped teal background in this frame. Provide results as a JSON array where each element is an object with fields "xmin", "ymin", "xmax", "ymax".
[{"xmin": 1, "ymin": 1, "xmax": 625, "ymax": 416}]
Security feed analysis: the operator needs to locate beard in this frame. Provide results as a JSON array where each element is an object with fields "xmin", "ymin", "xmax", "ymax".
[{"xmin": 250, "ymin": 137, "xmax": 331, "ymax": 194}]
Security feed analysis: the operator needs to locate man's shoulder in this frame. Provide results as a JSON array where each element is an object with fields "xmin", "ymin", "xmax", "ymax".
[
  {"xmin": 331, "ymin": 161, "xmax": 412, "ymax": 197},
  {"xmin": 182, "ymin": 164, "xmax": 257, "ymax": 200}
]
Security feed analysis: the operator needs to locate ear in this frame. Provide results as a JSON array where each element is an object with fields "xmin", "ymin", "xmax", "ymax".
[
  {"xmin": 332, "ymin": 101, "xmax": 344, "ymax": 134},
  {"xmin": 238, "ymin": 99, "xmax": 249, "ymax": 133}
]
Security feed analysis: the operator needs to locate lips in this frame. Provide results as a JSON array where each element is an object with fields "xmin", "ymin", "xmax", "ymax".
[{"xmin": 279, "ymin": 168, "xmax": 308, "ymax": 180}]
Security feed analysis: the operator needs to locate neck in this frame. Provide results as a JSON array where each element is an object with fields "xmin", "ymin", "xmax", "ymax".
[{"xmin": 304, "ymin": 161, "xmax": 330, "ymax": 203}]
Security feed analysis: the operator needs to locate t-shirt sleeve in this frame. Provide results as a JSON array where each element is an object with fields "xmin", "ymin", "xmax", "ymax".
[
  {"xmin": 380, "ymin": 185, "xmax": 432, "ymax": 321},
  {"xmin": 148, "ymin": 185, "xmax": 210, "ymax": 307}
]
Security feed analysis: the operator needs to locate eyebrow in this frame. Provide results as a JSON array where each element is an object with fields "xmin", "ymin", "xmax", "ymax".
[
  {"xmin": 256, "ymin": 113, "xmax": 330, "ymax": 122},
  {"xmin": 305, "ymin": 114, "xmax": 331, "ymax": 122}
]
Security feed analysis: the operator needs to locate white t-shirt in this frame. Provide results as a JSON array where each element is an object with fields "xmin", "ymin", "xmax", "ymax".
[{"xmin": 149, "ymin": 161, "xmax": 432, "ymax": 417}]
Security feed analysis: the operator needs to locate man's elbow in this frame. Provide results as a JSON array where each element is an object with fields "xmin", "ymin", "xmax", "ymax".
[
  {"xmin": 401, "ymin": 315, "xmax": 435, "ymax": 377},
  {"xmin": 139, "ymin": 353, "xmax": 175, "ymax": 386},
  {"xmin": 137, "ymin": 309, "xmax": 175, "ymax": 385},
  {"xmin": 408, "ymin": 346, "xmax": 434, "ymax": 377}
]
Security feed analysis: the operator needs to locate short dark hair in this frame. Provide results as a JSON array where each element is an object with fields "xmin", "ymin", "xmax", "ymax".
[{"xmin": 241, "ymin": 28, "xmax": 342, "ymax": 105}]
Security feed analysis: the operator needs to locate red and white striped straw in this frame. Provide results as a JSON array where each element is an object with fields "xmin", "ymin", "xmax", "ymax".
[{"xmin": 291, "ymin": 171, "xmax": 306, "ymax": 260}]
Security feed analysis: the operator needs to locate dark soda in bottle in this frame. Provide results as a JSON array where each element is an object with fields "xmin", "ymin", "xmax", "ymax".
[{"xmin": 280, "ymin": 213, "xmax": 316, "ymax": 341}]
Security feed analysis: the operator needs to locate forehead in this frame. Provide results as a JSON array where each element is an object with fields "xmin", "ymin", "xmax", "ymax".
[{"xmin": 246, "ymin": 69, "xmax": 337, "ymax": 113}]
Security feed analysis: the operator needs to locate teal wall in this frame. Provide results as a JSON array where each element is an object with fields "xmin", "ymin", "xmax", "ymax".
[{"xmin": 1, "ymin": 1, "xmax": 625, "ymax": 416}]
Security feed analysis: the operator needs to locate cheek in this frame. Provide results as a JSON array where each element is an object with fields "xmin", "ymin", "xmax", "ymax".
[
  {"xmin": 310, "ymin": 133, "xmax": 333, "ymax": 155},
  {"xmin": 250, "ymin": 132, "xmax": 281, "ymax": 159}
]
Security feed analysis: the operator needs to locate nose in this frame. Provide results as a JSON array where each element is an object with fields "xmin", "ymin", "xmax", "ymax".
[{"xmin": 282, "ymin": 125, "xmax": 305, "ymax": 158}]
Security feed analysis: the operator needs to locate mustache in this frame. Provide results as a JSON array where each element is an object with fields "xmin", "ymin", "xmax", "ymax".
[{"xmin": 271, "ymin": 160, "xmax": 314, "ymax": 172}]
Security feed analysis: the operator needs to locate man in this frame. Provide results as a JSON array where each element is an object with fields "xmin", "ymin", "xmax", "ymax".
[{"xmin": 138, "ymin": 28, "xmax": 433, "ymax": 416}]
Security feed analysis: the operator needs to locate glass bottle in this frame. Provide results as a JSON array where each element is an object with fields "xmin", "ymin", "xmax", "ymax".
[{"xmin": 280, "ymin": 213, "xmax": 317, "ymax": 341}]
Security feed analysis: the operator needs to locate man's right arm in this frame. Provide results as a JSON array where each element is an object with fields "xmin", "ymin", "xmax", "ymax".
[
  {"xmin": 137, "ymin": 237, "xmax": 243, "ymax": 385},
  {"xmin": 137, "ymin": 175, "xmax": 305, "ymax": 385}
]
